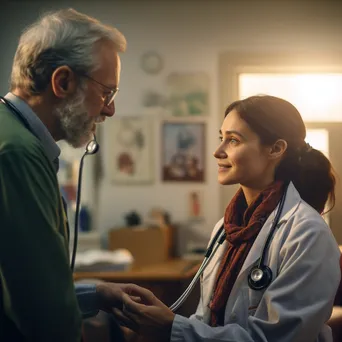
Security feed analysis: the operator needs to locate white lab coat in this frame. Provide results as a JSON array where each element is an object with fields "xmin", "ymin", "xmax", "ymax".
[{"xmin": 171, "ymin": 182, "xmax": 341, "ymax": 342}]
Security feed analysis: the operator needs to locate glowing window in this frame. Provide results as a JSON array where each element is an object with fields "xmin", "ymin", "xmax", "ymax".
[{"xmin": 239, "ymin": 74, "xmax": 342, "ymax": 122}]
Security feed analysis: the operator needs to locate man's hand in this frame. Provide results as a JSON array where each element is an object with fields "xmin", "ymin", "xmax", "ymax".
[
  {"xmin": 112, "ymin": 284, "xmax": 175, "ymax": 342},
  {"xmin": 95, "ymin": 282, "xmax": 131, "ymax": 313}
]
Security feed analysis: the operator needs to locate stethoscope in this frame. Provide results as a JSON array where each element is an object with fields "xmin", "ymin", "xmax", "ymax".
[
  {"xmin": 1, "ymin": 95, "xmax": 288, "ymax": 311},
  {"xmin": 0, "ymin": 96, "xmax": 99, "ymax": 272},
  {"xmin": 169, "ymin": 184, "xmax": 287, "ymax": 312},
  {"xmin": 70, "ymin": 138, "xmax": 99, "ymax": 270}
]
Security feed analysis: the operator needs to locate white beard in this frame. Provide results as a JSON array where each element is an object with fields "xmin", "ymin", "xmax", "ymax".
[{"xmin": 54, "ymin": 88, "xmax": 94, "ymax": 148}]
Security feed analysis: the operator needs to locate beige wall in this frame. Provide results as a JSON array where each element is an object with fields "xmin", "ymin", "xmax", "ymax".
[{"xmin": 1, "ymin": 0, "xmax": 342, "ymax": 246}]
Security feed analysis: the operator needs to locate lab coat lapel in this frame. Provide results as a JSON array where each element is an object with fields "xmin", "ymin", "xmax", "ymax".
[
  {"xmin": 237, "ymin": 182, "xmax": 301, "ymax": 279},
  {"xmin": 202, "ymin": 183, "xmax": 302, "ymax": 323},
  {"xmin": 223, "ymin": 183, "xmax": 302, "ymax": 316}
]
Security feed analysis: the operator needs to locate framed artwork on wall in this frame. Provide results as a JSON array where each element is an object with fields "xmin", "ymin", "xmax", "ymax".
[
  {"xmin": 161, "ymin": 122, "xmax": 205, "ymax": 182},
  {"xmin": 109, "ymin": 117, "xmax": 154, "ymax": 184},
  {"xmin": 166, "ymin": 72, "xmax": 209, "ymax": 117}
]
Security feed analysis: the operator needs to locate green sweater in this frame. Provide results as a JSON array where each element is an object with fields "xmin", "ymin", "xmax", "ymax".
[{"xmin": 0, "ymin": 103, "xmax": 82, "ymax": 341}]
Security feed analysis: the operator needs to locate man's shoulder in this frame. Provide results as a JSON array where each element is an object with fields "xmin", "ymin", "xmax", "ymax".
[{"xmin": 0, "ymin": 103, "xmax": 44, "ymax": 156}]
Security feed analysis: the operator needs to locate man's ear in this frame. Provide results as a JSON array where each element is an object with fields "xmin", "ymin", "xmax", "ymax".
[
  {"xmin": 269, "ymin": 139, "xmax": 288, "ymax": 160},
  {"xmin": 51, "ymin": 66, "xmax": 77, "ymax": 99}
]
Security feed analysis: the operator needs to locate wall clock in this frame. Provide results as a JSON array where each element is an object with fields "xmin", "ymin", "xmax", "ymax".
[{"xmin": 140, "ymin": 51, "xmax": 163, "ymax": 75}]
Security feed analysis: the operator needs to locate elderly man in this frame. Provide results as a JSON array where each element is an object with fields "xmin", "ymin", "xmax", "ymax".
[{"xmin": 0, "ymin": 8, "xmax": 128, "ymax": 342}]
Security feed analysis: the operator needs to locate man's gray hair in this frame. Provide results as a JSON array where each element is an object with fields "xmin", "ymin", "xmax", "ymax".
[{"xmin": 10, "ymin": 8, "xmax": 126, "ymax": 94}]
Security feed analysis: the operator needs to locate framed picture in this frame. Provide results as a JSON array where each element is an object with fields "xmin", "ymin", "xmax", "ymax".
[
  {"xmin": 109, "ymin": 117, "xmax": 154, "ymax": 184},
  {"xmin": 161, "ymin": 122, "xmax": 205, "ymax": 182},
  {"xmin": 167, "ymin": 72, "xmax": 209, "ymax": 116}
]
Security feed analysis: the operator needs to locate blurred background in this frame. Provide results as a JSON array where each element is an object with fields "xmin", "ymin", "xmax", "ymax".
[{"xmin": 1, "ymin": 1, "xmax": 342, "ymax": 317}]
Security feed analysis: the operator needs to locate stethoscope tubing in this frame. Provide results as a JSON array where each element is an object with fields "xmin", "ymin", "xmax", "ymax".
[{"xmin": 169, "ymin": 186, "xmax": 287, "ymax": 312}]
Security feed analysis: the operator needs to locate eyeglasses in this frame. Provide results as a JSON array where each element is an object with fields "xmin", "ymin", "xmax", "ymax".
[{"xmin": 81, "ymin": 73, "xmax": 119, "ymax": 107}]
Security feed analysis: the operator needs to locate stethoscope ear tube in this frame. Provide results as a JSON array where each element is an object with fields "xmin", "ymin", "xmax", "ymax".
[{"xmin": 70, "ymin": 134, "xmax": 99, "ymax": 271}]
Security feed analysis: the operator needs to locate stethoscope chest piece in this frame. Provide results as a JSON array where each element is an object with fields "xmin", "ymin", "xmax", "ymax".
[
  {"xmin": 248, "ymin": 264, "xmax": 273, "ymax": 291},
  {"xmin": 86, "ymin": 139, "xmax": 99, "ymax": 154}
]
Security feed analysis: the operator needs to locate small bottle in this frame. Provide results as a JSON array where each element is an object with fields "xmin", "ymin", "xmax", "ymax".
[{"xmin": 79, "ymin": 205, "xmax": 91, "ymax": 232}]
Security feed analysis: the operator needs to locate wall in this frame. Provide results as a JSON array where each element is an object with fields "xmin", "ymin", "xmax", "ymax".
[{"xmin": 1, "ymin": 0, "xmax": 342, "ymax": 246}]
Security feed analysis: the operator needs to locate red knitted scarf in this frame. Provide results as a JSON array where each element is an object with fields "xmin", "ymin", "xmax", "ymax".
[{"xmin": 209, "ymin": 181, "xmax": 284, "ymax": 326}]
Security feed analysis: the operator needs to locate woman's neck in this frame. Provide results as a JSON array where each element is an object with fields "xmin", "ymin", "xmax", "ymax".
[{"xmin": 241, "ymin": 180, "xmax": 274, "ymax": 206}]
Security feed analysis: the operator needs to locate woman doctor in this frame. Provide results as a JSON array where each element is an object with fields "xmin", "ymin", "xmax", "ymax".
[{"xmin": 114, "ymin": 95, "xmax": 341, "ymax": 342}]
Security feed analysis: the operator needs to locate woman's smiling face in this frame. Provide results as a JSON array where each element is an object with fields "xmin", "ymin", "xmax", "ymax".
[{"xmin": 213, "ymin": 109, "xmax": 274, "ymax": 188}]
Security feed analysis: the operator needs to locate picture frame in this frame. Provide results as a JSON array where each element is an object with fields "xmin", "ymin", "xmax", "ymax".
[
  {"xmin": 109, "ymin": 117, "xmax": 154, "ymax": 184},
  {"xmin": 166, "ymin": 72, "xmax": 209, "ymax": 117},
  {"xmin": 161, "ymin": 122, "xmax": 205, "ymax": 182}
]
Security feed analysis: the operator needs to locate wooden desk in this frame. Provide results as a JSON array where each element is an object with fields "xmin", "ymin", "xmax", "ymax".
[{"xmin": 74, "ymin": 258, "xmax": 201, "ymax": 317}]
